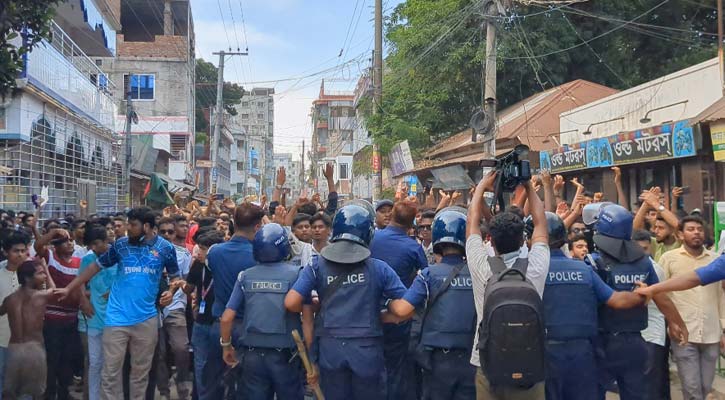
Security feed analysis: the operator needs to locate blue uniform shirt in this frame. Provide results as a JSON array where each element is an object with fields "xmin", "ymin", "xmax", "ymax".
[
  {"xmin": 403, "ymin": 254, "xmax": 466, "ymax": 308},
  {"xmin": 696, "ymin": 253, "xmax": 725, "ymax": 285},
  {"xmin": 97, "ymin": 235, "xmax": 179, "ymax": 327},
  {"xmin": 291, "ymin": 257, "xmax": 407, "ymax": 306},
  {"xmin": 588, "ymin": 252, "xmax": 660, "ymax": 287},
  {"xmin": 369, "ymin": 226, "xmax": 428, "ymax": 287},
  {"xmin": 549, "ymin": 249, "xmax": 614, "ymax": 304},
  {"xmin": 207, "ymin": 235, "xmax": 256, "ymax": 318}
]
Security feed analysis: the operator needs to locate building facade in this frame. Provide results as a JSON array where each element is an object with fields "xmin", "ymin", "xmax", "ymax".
[
  {"xmin": 0, "ymin": 0, "xmax": 122, "ymax": 216},
  {"xmin": 101, "ymin": 0, "xmax": 196, "ymax": 205},
  {"xmin": 543, "ymin": 58, "xmax": 722, "ymax": 220},
  {"xmin": 351, "ymin": 72, "xmax": 374, "ymax": 201},
  {"xmin": 310, "ymin": 80, "xmax": 355, "ymax": 199},
  {"xmin": 227, "ymin": 88, "xmax": 275, "ymax": 198},
  {"xmin": 273, "ymin": 152, "xmax": 302, "ymax": 198}
]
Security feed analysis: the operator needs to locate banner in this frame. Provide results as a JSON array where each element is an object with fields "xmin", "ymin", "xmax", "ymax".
[
  {"xmin": 540, "ymin": 120, "xmax": 696, "ymax": 173},
  {"xmin": 390, "ymin": 140, "xmax": 415, "ymax": 177},
  {"xmin": 711, "ymin": 122, "xmax": 725, "ymax": 162}
]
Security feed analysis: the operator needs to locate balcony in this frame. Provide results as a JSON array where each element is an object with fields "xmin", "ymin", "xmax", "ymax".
[
  {"xmin": 21, "ymin": 21, "xmax": 117, "ymax": 131},
  {"xmin": 316, "ymin": 119, "xmax": 328, "ymax": 129}
]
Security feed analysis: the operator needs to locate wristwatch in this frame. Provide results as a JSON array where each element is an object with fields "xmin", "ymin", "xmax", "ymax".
[
  {"xmin": 220, "ymin": 337, "xmax": 233, "ymax": 347},
  {"xmin": 275, "ymin": 185, "xmax": 283, "ymax": 190},
  {"xmin": 658, "ymin": 205, "xmax": 665, "ymax": 212}
]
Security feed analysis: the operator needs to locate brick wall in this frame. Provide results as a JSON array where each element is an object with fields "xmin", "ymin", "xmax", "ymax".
[{"xmin": 117, "ymin": 34, "xmax": 188, "ymax": 59}]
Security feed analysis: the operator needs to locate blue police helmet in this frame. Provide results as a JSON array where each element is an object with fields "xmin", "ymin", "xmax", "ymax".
[
  {"xmin": 546, "ymin": 211, "xmax": 566, "ymax": 248},
  {"xmin": 347, "ymin": 199, "xmax": 376, "ymax": 222},
  {"xmin": 253, "ymin": 223, "xmax": 291, "ymax": 263},
  {"xmin": 432, "ymin": 207, "xmax": 467, "ymax": 253},
  {"xmin": 595, "ymin": 204, "xmax": 633, "ymax": 240},
  {"xmin": 322, "ymin": 204, "xmax": 375, "ymax": 264}
]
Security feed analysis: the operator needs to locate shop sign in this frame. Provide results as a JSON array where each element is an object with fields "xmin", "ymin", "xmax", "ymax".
[
  {"xmin": 710, "ymin": 122, "xmax": 725, "ymax": 162},
  {"xmin": 540, "ymin": 120, "xmax": 696, "ymax": 173}
]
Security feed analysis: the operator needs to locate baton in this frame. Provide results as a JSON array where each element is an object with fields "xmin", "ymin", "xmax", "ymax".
[{"xmin": 291, "ymin": 329, "xmax": 324, "ymax": 400}]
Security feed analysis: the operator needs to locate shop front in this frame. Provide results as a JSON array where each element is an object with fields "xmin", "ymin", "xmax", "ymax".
[{"xmin": 539, "ymin": 120, "xmax": 715, "ymax": 220}]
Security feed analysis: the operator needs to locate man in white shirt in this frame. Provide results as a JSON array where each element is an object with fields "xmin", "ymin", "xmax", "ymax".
[
  {"xmin": 466, "ymin": 171, "xmax": 550, "ymax": 400},
  {"xmin": 0, "ymin": 231, "xmax": 31, "ymax": 397}
]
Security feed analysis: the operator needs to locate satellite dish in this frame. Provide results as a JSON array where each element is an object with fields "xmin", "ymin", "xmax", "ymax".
[{"xmin": 470, "ymin": 109, "xmax": 495, "ymax": 143}]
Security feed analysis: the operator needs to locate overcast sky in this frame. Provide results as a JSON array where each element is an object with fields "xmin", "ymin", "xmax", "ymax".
[{"xmin": 190, "ymin": 0, "xmax": 402, "ymax": 161}]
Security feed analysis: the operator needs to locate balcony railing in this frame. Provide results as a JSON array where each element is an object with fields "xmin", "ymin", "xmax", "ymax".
[{"xmin": 22, "ymin": 21, "xmax": 117, "ymax": 131}]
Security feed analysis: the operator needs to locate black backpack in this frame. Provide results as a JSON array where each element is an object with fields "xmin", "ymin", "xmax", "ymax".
[{"xmin": 477, "ymin": 256, "xmax": 545, "ymax": 388}]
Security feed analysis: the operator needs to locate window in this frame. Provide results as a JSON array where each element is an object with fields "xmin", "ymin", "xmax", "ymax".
[
  {"xmin": 123, "ymin": 74, "xmax": 155, "ymax": 100},
  {"xmin": 257, "ymin": 113, "xmax": 264, "ymax": 120},
  {"xmin": 0, "ymin": 108, "xmax": 5, "ymax": 130},
  {"xmin": 241, "ymin": 114, "xmax": 249, "ymax": 120},
  {"xmin": 242, "ymin": 101, "xmax": 249, "ymax": 107},
  {"xmin": 339, "ymin": 163, "xmax": 349, "ymax": 180},
  {"xmin": 257, "ymin": 102, "xmax": 265, "ymax": 108},
  {"xmin": 237, "ymin": 183, "xmax": 244, "ymax": 193},
  {"xmin": 237, "ymin": 162, "xmax": 244, "ymax": 171}
]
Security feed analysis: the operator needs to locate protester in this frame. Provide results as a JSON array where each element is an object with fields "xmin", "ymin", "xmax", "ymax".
[
  {"xmin": 1, "ymin": 259, "xmax": 55, "ymax": 400},
  {"xmin": 375, "ymin": 199, "xmax": 394, "ymax": 230},
  {"xmin": 658, "ymin": 216, "xmax": 724, "ymax": 400},
  {"xmin": 309, "ymin": 212, "xmax": 331, "ymax": 254},
  {"xmin": 417, "ymin": 210, "xmax": 436, "ymax": 265},
  {"xmin": 634, "ymin": 188, "xmax": 681, "ymax": 262},
  {"xmin": 567, "ymin": 233, "xmax": 589, "ymax": 260}
]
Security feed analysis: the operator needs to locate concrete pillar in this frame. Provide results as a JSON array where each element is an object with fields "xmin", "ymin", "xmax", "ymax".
[{"xmin": 163, "ymin": 0, "xmax": 173, "ymax": 35}]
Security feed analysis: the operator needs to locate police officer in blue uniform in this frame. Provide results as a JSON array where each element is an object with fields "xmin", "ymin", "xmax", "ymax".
[
  {"xmin": 387, "ymin": 207, "xmax": 477, "ymax": 400},
  {"xmin": 542, "ymin": 212, "xmax": 646, "ymax": 400},
  {"xmin": 219, "ymin": 223, "xmax": 308, "ymax": 400},
  {"xmin": 284, "ymin": 202, "xmax": 408, "ymax": 400},
  {"xmin": 588, "ymin": 204, "xmax": 687, "ymax": 400}
]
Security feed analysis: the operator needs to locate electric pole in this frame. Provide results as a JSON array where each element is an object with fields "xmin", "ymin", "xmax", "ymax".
[
  {"xmin": 482, "ymin": 0, "xmax": 506, "ymax": 157},
  {"xmin": 301, "ymin": 139, "xmax": 305, "ymax": 196},
  {"xmin": 124, "ymin": 75, "xmax": 135, "ymax": 207},
  {"xmin": 372, "ymin": 0, "xmax": 383, "ymax": 201},
  {"xmin": 211, "ymin": 50, "xmax": 247, "ymax": 194}
]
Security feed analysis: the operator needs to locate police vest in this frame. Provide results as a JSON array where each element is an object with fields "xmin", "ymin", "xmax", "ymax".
[
  {"xmin": 239, "ymin": 262, "xmax": 302, "ymax": 349},
  {"xmin": 595, "ymin": 254, "xmax": 650, "ymax": 333},
  {"xmin": 543, "ymin": 255, "xmax": 598, "ymax": 340},
  {"xmin": 314, "ymin": 257, "xmax": 382, "ymax": 338},
  {"xmin": 421, "ymin": 262, "xmax": 476, "ymax": 349}
]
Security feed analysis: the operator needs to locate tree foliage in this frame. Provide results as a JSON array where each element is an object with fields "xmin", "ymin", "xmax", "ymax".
[
  {"xmin": 365, "ymin": 0, "xmax": 718, "ymax": 153},
  {"xmin": 0, "ymin": 0, "xmax": 63, "ymax": 97},
  {"xmin": 195, "ymin": 58, "xmax": 245, "ymax": 133}
]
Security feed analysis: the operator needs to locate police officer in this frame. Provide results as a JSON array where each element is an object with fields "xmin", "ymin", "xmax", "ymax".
[
  {"xmin": 387, "ymin": 207, "xmax": 476, "ymax": 400},
  {"xmin": 219, "ymin": 223, "xmax": 307, "ymax": 400},
  {"xmin": 588, "ymin": 204, "xmax": 687, "ymax": 400},
  {"xmin": 284, "ymin": 202, "xmax": 407, "ymax": 400},
  {"xmin": 542, "ymin": 212, "xmax": 646, "ymax": 400}
]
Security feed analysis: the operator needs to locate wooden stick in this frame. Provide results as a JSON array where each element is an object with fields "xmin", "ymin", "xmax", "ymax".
[{"xmin": 291, "ymin": 329, "xmax": 324, "ymax": 400}]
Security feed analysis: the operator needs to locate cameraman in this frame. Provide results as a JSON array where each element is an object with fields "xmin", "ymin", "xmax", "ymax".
[{"xmin": 466, "ymin": 170, "xmax": 549, "ymax": 399}]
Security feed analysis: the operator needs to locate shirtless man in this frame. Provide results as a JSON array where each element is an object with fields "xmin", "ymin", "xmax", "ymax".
[{"xmin": 0, "ymin": 259, "xmax": 56, "ymax": 400}]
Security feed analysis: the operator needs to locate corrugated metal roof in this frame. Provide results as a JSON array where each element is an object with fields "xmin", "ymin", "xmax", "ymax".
[{"xmin": 690, "ymin": 96, "xmax": 725, "ymax": 125}]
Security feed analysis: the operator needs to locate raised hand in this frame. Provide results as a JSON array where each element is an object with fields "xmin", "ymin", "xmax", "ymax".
[
  {"xmin": 611, "ymin": 166, "xmax": 621, "ymax": 184},
  {"xmin": 276, "ymin": 166, "xmax": 286, "ymax": 186},
  {"xmin": 639, "ymin": 189, "xmax": 661, "ymax": 209},
  {"xmin": 593, "ymin": 192, "xmax": 604, "ymax": 203},
  {"xmin": 570, "ymin": 177, "xmax": 584, "ymax": 191},
  {"xmin": 450, "ymin": 191, "xmax": 462, "ymax": 203},
  {"xmin": 323, "ymin": 163, "xmax": 334, "ymax": 180},
  {"xmin": 540, "ymin": 170, "xmax": 552, "ymax": 186},
  {"xmin": 555, "ymin": 201, "xmax": 569, "ymax": 218},
  {"xmin": 553, "ymin": 175, "xmax": 565, "ymax": 193},
  {"xmin": 671, "ymin": 186, "xmax": 683, "ymax": 199},
  {"xmin": 438, "ymin": 190, "xmax": 451, "ymax": 202}
]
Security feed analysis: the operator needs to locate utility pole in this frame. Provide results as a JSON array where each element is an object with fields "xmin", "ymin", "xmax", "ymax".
[
  {"xmin": 124, "ymin": 75, "xmax": 134, "ymax": 207},
  {"xmin": 301, "ymin": 140, "xmax": 305, "ymax": 195},
  {"xmin": 718, "ymin": 0, "xmax": 724, "ymax": 95},
  {"xmin": 211, "ymin": 50, "xmax": 247, "ymax": 194},
  {"xmin": 482, "ymin": 0, "xmax": 505, "ymax": 157},
  {"xmin": 372, "ymin": 0, "xmax": 383, "ymax": 201}
]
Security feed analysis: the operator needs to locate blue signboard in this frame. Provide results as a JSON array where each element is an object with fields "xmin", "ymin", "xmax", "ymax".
[
  {"xmin": 540, "ymin": 120, "xmax": 696, "ymax": 173},
  {"xmin": 249, "ymin": 149, "xmax": 260, "ymax": 176}
]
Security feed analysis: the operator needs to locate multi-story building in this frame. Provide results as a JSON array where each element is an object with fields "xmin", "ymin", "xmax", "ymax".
[
  {"xmin": 101, "ymin": 0, "xmax": 196, "ymax": 204},
  {"xmin": 0, "ymin": 0, "xmax": 122, "ymax": 215},
  {"xmin": 352, "ymin": 71, "xmax": 374, "ymax": 201},
  {"xmin": 310, "ymin": 80, "xmax": 354, "ymax": 199},
  {"xmin": 273, "ymin": 153, "xmax": 302, "ymax": 198},
  {"xmin": 228, "ymin": 88, "xmax": 275, "ymax": 197}
]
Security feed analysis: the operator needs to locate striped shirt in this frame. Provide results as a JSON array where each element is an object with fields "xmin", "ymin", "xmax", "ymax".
[{"xmin": 45, "ymin": 249, "xmax": 81, "ymax": 323}]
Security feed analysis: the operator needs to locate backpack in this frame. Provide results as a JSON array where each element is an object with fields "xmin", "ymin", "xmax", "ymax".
[{"xmin": 477, "ymin": 256, "xmax": 545, "ymax": 388}]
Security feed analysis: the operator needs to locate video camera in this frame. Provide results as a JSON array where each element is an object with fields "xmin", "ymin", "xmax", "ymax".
[{"xmin": 480, "ymin": 144, "xmax": 531, "ymax": 212}]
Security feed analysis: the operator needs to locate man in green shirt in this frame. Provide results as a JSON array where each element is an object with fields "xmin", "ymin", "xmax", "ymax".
[{"xmin": 634, "ymin": 189, "xmax": 680, "ymax": 263}]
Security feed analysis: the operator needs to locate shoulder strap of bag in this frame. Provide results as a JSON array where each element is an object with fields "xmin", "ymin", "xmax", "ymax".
[
  {"xmin": 321, "ymin": 259, "xmax": 368, "ymax": 308},
  {"xmin": 487, "ymin": 256, "xmax": 507, "ymax": 275},
  {"xmin": 418, "ymin": 263, "xmax": 465, "ymax": 332},
  {"xmin": 511, "ymin": 257, "xmax": 529, "ymax": 275}
]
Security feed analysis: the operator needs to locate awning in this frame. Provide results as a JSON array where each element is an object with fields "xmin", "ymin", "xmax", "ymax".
[
  {"xmin": 690, "ymin": 96, "xmax": 725, "ymax": 125},
  {"xmin": 395, "ymin": 147, "xmax": 511, "ymax": 178},
  {"xmin": 155, "ymin": 173, "xmax": 196, "ymax": 193}
]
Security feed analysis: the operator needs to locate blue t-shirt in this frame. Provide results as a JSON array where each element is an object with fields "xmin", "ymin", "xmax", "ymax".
[
  {"xmin": 78, "ymin": 252, "xmax": 118, "ymax": 333},
  {"xmin": 369, "ymin": 226, "xmax": 428, "ymax": 287},
  {"xmin": 207, "ymin": 236, "xmax": 256, "ymax": 318},
  {"xmin": 695, "ymin": 253, "xmax": 725, "ymax": 285},
  {"xmin": 97, "ymin": 235, "xmax": 179, "ymax": 327}
]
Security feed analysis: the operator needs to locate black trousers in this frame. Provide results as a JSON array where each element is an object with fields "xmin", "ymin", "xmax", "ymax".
[
  {"xmin": 643, "ymin": 341, "xmax": 671, "ymax": 400},
  {"xmin": 43, "ymin": 321, "xmax": 81, "ymax": 400}
]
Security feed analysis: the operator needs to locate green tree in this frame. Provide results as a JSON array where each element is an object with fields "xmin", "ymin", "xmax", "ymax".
[
  {"xmin": 0, "ymin": 0, "xmax": 63, "ymax": 97},
  {"xmin": 195, "ymin": 58, "xmax": 245, "ymax": 133},
  {"xmin": 366, "ymin": 0, "xmax": 718, "ymax": 153}
]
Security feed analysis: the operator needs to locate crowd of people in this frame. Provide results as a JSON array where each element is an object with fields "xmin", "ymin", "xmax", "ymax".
[{"xmin": 0, "ymin": 162, "xmax": 724, "ymax": 400}]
